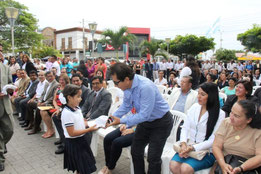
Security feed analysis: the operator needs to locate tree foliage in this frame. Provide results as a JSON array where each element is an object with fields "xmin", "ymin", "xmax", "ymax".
[
  {"xmin": 139, "ymin": 39, "xmax": 168, "ymax": 59},
  {"xmin": 215, "ymin": 49, "xmax": 237, "ymax": 62},
  {"xmin": 32, "ymin": 45, "xmax": 62, "ymax": 58},
  {"xmin": 100, "ymin": 26, "xmax": 136, "ymax": 61},
  {"xmin": 169, "ymin": 35, "xmax": 215, "ymax": 57},
  {"xmin": 237, "ymin": 24, "xmax": 261, "ymax": 53},
  {"xmin": 0, "ymin": 0, "xmax": 42, "ymax": 53}
]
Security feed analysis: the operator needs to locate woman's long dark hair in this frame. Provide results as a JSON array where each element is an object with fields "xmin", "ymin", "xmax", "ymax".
[
  {"xmin": 199, "ymin": 82, "xmax": 220, "ymax": 140},
  {"xmin": 237, "ymin": 100, "xmax": 261, "ymax": 129}
]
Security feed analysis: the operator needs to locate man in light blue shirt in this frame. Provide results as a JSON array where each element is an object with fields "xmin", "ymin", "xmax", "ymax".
[{"xmin": 107, "ymin": 63, "xmax": 174, "ymax": 174}]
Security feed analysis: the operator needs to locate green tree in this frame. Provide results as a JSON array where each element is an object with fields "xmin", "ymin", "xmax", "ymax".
[
  {"xmin": 0, "ymin": 0, "xmax": 42, "ymax": 53},
  {"xmin": 215, "ymin": 49, "xmax": 237, "ymax": 62},
  {"xmin": 32, "ymin": 45, "xmax": 62, "ymax": 58},
  {"xmin": 139, "ymin": 39, "xmax": 168, "ymax": 59},
  {"xmin": 100, "ymin": 26, "xmax": 136, "ymax": 61},
  {"xmin": 237, "ymin": 24, "xmax": 261, "ymax": 53},
  {"xmin": 169, "ymin": 35, "xmax": 215, "ymax": 57}
]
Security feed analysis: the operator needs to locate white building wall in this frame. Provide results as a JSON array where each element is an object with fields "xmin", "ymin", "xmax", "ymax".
[{"xmin": 56, "ymin": 31, "xmax": 102, "ymax": 50}]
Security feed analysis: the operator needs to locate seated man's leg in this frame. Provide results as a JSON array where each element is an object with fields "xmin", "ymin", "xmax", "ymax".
[
  {"xmin": 14, "ymin": 97, "xmax": 23, "ymax": 115},
  {"xmin": 52, "ymin": 115, "xmax": 65, "ymax": 154},
  {"xmin": 25, "ymin": 101, "xmax": 37, "ymax": 129},
  {"xmin": 19, "ymin": 97, "xmax": 30, "ymax": 122},
  {"xmin": 28, "ymin": 108, "xmax": 41, "ymax": 135}
]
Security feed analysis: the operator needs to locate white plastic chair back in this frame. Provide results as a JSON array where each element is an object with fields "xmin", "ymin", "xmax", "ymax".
[
  {"xmin": 156, "ymin": 85, "xmax": 167, "ymax": 94},
  {"xmin": 108, "ymin": 100, "xmax": 122, "ymax": 116},
  {"xmin": 107, "ymin": 87, "xmax": 119, "ymax": 103},
  {"xmin": 252, "ymin": 86, "xmax": 261, "ymax": 95},
  {"xmin": 107, "ymin": 80, "xmax": 115, "ymax": 89},
  {"xmin": 219, "ymin": 92, "xmax": 227, "ymax": 102},
  {"xmin": 168, "ymin": 110, "xmax": 187, "ymax": 144},
  {"xmin": 162, "ymin": 94, "xmax": 170, "ymax": 102}
]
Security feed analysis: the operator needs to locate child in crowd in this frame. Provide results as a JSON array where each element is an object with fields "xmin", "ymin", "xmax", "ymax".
[{"xmin": 61, "ymin": 84, "xmax": 97, "ymax": 174}]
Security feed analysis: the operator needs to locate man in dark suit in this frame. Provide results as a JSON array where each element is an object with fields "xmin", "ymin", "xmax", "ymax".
[
  {"xmin": 27, "ymin": 71, "xmax": 58, "ymax": 135},
  {"xmin": 82, "ymin": 76, "xmax": 112, "ymax": 120},
  {"xmin": 145, "ymin": 60, "xmax": 153, "ymax": 80},
  {"xmin": 52, "ymin": 73, "xmax": 91, "ymax": 154},
  {"xmin": 16, "ymin": 70, "xmax": 39, "ymax": 127}
]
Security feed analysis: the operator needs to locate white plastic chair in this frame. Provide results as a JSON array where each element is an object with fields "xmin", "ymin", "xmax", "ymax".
[
  {"xmin": 252, "ymin": 85, "xmax": 261, "ymax": 95},
  {"xmin": 162, "ymin": 94, "xmax": 170, "ymax": 102},
  {"xmin": 219, "ymin": 92, "xmax": 227, "ymax": 102},
  {"xmin": 90, "ymin": 100, "xmax": 122, "ymax": 156},
  {"xmin": 107, "ymin": 87, "xmax": 119, "ymax": 103},
  {"xmin": 157, "ymin": 85, "xmax": 167, "ymax": 94},
  {"xmin": 107, "ymin": 80, "xmax": 115, "ymax": 89}
]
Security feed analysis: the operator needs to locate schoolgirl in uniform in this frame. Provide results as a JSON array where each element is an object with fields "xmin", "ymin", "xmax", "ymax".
[{"xmin": 61, "ymin": 84, "xmax": 98, "ymax": 174}]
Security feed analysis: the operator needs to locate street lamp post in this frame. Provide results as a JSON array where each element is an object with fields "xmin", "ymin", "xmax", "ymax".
[
  {"xmin": 88, "ymin": 22, "xmax": 97, "ymax": 57},
  {"xmin": 165, "ymin": 38, "xmax": 171, "ymax": 54},
  {"xmin": 5, "ymin": 7, "xmax": 19, "ymax": 56}
]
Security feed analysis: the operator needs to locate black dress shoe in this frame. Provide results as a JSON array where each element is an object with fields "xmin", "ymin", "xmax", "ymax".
[
  {"xmin": 28, "ymin": 128, "xmax": 41, "ymax": 135},
  {"xmin": 4, "ymin": 144, "xmax": 7, "ymax": 154},
  {"xmin": 54, "ymin": 139, "xmax": 62, "ymax": 145},
  {"xmin": 18, "ymin": 117, "xmax": 24, "ymax": 121},
  {"xmin": 21, "ymin": 122, "xmax": 29, "ymax": 128},
  {"xmin": 24, "ymin": 124, "xmax": 33, "ymax": 131},
  {"xmin": 0, "ymin": 163, "xmax": 4, "ymax": 172},
  {"xmin": 55, "ymin": 147, "xmax": 64, "ymax": 154},
  {"xmin": 19, "ymin": 121, "xmax": 25, "ymax": 126}
]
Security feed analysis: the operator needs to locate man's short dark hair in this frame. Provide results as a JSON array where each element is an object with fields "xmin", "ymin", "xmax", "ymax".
[
  {"xmin": 29, "ymin": 70, "xmax": 38, "ymax": 76},
  {"xmin": 92, "ymin": 76, "xmax": 103, "ymax": 83},
  {"xmin": 45, "ymin": 71, "xmax": 55, "ymax": 76},
  {"xmin": 72, "ymin": 73, "xmax": 83, "ymax": 81},
  {"xmin": 51, "ymin": 55, "xmax": 57, "ymax": 60},
  {"xmin": 110, "ymin": 63, "xmax": 134, "ymax": 81}
]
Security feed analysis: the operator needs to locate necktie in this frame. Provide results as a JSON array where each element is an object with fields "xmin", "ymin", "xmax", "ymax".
[{"xmin": 86, "ymin": 93, "xmax": 97, "ymax": 118}]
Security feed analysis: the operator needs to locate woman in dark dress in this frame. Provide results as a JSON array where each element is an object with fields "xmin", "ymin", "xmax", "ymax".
[{"xmin": 22, "ymin": 54, "xmax": 37, "ymax": 75}]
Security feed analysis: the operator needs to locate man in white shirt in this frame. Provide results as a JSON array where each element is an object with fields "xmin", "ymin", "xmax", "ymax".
[
  {"xmin": 237, "ymin": 62, "xmax": 245, "ymax": 72},
  {"xmin": 50, "ymin": 55, "xmax": 61, "ymax": 76},
  {"xmin": 168, "ymin": 76, "xmax": 198, "ymax": 114},
  {"xmin": 166, "ymin": 59, "xmax": 174, "ymax": 80},
  {"xmin": 23, "ymin": 71, "xmax": 47, "ymax": 130},
  {"xmin": 154, "ymin": 70, "xmax": 167, "ymax": 86},
  {"xmin": 174, "ymin": 60, "xmax": 183, "ymax": 71},
  {"xmin": 159, "ymin": 59, "xmax": 167, "ymax": 78}
]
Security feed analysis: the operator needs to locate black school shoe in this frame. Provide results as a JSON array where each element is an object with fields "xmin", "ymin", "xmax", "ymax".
[{"xmin": 0, "ymin": 163, "xmax": 4, "ymax": 172}]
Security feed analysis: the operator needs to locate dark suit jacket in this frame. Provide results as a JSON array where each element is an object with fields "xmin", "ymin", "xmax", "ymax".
[
  {"xmin": 80, "ymin": 85, "xmax": 90, "ymax": 108},
  {"xmin": 254, "ymin": 88, "xmax": 261, "ymax": 105},
  {"xmin": 39, "ymin": 80, "xmax": 59, "ymax": 105},
  {"xmin": 25, "ymin": 79, "xmax": 39, "ymax": 98},
  {"xmin": 145, "ymin": 63, "xmax": 153, "ymax": 73},
  {"xmin": 82, "ymin": 88, "xmax": 112, "ymax": 119},
  {"xmin": 24, "ymin": 62, "xmax": 37, "ymax": 75}
]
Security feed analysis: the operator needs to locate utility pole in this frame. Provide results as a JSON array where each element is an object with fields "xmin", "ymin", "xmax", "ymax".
[{"xmin": 82, "ymin": 19, "xmax": 85, "ymax": 61}]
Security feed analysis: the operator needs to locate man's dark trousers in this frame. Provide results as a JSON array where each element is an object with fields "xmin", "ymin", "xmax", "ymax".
[{"xmin": 131, "ymin": 111, "xmax": 173, "ymax": 174}]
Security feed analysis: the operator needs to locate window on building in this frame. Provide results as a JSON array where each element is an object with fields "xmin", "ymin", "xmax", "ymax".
[
  {"xmin": 68, "ymin": 37, "xmax": 72, "ymax": 49},
  {"xmin": 61, "ymin": 38, "xmax": 65, "ymax": 50}
]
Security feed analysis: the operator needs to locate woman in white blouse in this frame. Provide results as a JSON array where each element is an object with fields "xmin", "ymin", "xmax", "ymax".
[
  {"xmin": 169, "ymin": 82, "xmax": 225, "ymax": 174},
  {"xmin": 8, "ymin": 56, "xmax": 20, "ymax": 82}
]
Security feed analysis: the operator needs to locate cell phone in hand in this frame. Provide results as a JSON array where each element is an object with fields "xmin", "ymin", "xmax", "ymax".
[{"xmin": 107, "ymin": 117, "xmax": 113, "ymax": 124}]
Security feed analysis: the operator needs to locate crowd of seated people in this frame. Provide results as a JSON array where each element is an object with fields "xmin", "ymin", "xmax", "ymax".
[{"xmin": 3, "ymin": 52, "xmax": 261, "ymax": 173}]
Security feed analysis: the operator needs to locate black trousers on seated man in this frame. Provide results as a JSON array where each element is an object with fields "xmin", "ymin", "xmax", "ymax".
[{"xmin": 131, "ymin": 111, "xmax": 173, "ymax": 174}]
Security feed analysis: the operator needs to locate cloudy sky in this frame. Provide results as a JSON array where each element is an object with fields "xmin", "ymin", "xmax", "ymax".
[{"xmin": 16, "ymin": 0, "xmax": 261, "ymax": 51}]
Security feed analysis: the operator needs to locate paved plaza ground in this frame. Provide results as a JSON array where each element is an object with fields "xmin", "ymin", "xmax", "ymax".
[{"xmin": 3, "ymin": 117, "xmax": 131, "ymax": 174}]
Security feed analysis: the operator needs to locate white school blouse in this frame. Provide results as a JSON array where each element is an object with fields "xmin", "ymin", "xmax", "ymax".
[
  {"xmin": 61, "ymin": 106, "xmax": 85, "ymax": 138},
  {"xmin": 180, "ymin": 103, "xmax": 225, "ymax": 152}
]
